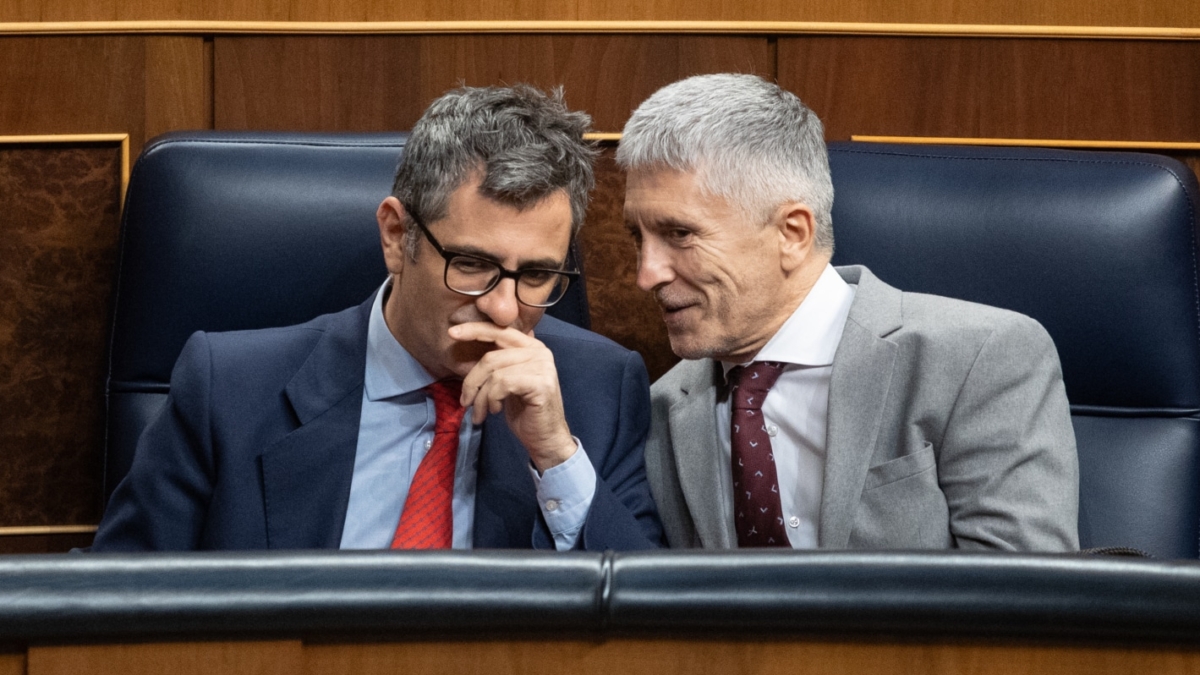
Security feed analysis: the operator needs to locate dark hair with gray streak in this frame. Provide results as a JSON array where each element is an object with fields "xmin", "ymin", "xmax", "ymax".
[
  {"xmin": 617, "ymin": 74, "xmax": 835, "ymax": 252},
  {"xmin": 392, "ymin": 84, "xmax": 597, "ymax": 258}
]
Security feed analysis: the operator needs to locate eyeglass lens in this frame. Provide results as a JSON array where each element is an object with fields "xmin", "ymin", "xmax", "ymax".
[{"xmin": 445, "ymin": 256, "xmax": 570, "ymax": 307}]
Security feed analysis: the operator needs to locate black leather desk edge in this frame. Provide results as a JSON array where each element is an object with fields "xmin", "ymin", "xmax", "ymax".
[{"xmin": 2, "ymin": 550, "xmax": 1199, "ymax": 647}]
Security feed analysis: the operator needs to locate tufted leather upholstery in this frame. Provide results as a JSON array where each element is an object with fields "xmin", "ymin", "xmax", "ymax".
[
  {"xmin": 105, "ymin": 132, "xmax": 590, "ymax": 500},
  {"xmin": 828, "ymin": 142, "xmax": 1200, "ymax": 558}
]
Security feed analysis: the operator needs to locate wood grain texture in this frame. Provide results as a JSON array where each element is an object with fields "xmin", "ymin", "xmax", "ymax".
[
  {"xmin": 3, "ymin": 0, "xmax": 1200, "ymax": 27},
  {"xmin": 303, "ymin": 639, "xmax": 1200, "ymax": 675},
  {"xmin": 780, "ymin": 37, "xmax": 1200, "ymax": 142},
  {"xmin": 0, "ymin": 653, "xmax": 22, "ymax": 675},
  {"xmin": 213, "ymin": 34, "xmax": 772, "ymax": 133},
  {"xmin": 0, "ymin": 36, "xmax": 207, "ymax": 157},
  {"xmin": 28, "ymin": 641, "xmax": 303, "ymax": 675},
  {"xmin": 0, "ymin": 37, "xmax": 144, "ymax": 150},
  {"xmin": 144, "ymin": 37, "xmax": 210, "ymax": 138},
  {"xmin": 0, "ymin": 143, "xmax": 122, "ymax": 528}
]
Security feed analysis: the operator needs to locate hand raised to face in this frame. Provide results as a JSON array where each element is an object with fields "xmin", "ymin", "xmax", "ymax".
[{"xmin": 449, "ymin": 321, "xmax": 577, "ymax": 473}]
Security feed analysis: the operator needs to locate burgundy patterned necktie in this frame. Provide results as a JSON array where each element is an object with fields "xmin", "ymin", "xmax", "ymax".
[
  {"xmin": 391, "ymin": 379, "xmax": 466, "ymax": 549},
  {"xmin": 729, "ymin": 361, "xmax": 789, "ymax": 547}
]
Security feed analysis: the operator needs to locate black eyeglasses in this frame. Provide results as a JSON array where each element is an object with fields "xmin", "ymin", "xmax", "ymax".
[{"xmin": 407, "ymin": 209, "xmax": 579, "ymax": 308}]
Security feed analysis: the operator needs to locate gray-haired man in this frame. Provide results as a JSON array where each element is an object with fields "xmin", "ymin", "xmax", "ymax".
[
  {"xmin": 94, "ymin": 85, "xmax": 663, "ymax": 552},
  {"xmin": 620, "ymin": 74, "xmax": 1077, "ymax": 551}
]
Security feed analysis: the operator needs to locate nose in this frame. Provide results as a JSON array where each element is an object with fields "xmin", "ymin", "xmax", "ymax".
[
  {"xmin": 475, "ymin": 277, "xmax": 521, "ymax": 328},
  {"xmin": 635, "ymin": 237, "xmax": 675, "ymax": 292}
]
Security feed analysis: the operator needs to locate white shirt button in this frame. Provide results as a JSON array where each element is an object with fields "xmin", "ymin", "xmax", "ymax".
[
  {"xmin": 545, "ymin": 499, "xmax": 560, "ymax": 512},
  {"xmin": 788, "ymin": 516, "xmax": 800, "ymax": 528},
  {"xmin": 424, "ymin": 439, "xmax": 433, "ymax": 450},
  {"xmin": 767, "ymin": 424, "xmax": 779, "ymax": 437}
]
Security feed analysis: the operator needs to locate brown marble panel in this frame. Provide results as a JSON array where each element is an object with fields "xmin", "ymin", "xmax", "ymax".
[
  {"xmin": 0, "ymin": 143, "xmax": 122, "ymax": 528},
  {"xmin": 581, "ymin": 146, "xmax": 678, "ymax": 383},
  {"xmin": 0, "ymin": 531, "xmax": 95, "ymax": 553}
]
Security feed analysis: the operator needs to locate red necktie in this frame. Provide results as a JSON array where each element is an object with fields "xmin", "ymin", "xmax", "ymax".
[
  {"xmin": 390, "ymin": 379, "xmax": 466, "ymax": 549},
  {"xmin": 729, "ymin": 361, "xmax": 790, "ymax": 547}
]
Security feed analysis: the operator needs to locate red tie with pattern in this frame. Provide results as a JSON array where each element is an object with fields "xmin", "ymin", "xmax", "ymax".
[
  {"xmin": 730, "ymin": 361, "xmax": 790, "ymax": 548},
  {"xmin": 390, "ymin": 379, "xmax": 466, "ymax": 549}
]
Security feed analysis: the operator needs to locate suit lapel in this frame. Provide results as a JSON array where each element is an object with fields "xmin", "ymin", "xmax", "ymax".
[
  {"xmin": 473, "ymin": 417, "xmax": 538, "ymax": 548},
  {"xmin": 259, "ymin": 298, "xmax": 372, "ymax": 550},
  {"xmin": 819, "ymin": 267, "xmax": 901, "ymax": 549},
  {"xmin": 671, "ymin": 362, "xmax": 736, "ymax": 548}
]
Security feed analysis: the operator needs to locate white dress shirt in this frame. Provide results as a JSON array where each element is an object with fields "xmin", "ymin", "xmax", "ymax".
[
  {"xmin": 715, "ymin": 264, "xmax": 856, "ymax": 548},
  {"xmin": 339, "ymin": 280, "xmax": 596, "ymax": 550}
]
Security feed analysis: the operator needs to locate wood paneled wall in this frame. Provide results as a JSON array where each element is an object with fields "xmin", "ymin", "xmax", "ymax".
[
  {"xmin": 1, "ymin": 16, "xmax": 1199, "ymax": 549},
  {"xmin": 3, "ymin": 0, "xmax": 1200, "ymax": 26}
]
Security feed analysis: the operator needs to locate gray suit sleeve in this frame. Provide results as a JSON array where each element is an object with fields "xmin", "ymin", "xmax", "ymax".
[
  {"xmin": 938, "ymin": 316, "xmax": 1080, "ymax": 551},
  {"xmin": 644, "ymin": 384, "xmax": 698, "ymax": 548}
]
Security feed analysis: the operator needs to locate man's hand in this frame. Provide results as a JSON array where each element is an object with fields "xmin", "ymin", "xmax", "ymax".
[{"xmin": 449, "ymin": 322, "xmax": 578, "ymax": 473}]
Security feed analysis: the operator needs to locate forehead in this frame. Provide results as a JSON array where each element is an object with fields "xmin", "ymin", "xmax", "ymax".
[
  {"xmin": 624, "ymin": 168, "xmax": 738, "ymax": 228},
  {"xmin": 436, "ymin": 178, "xmax": 573, "ymax": 263}
]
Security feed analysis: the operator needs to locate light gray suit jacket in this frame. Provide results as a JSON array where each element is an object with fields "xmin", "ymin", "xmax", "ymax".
[{"xmin": 645, "ymin": 266, "xmax": 1079, "ymax": 551}]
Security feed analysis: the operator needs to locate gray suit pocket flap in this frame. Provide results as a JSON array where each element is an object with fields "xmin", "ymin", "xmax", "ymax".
[{"xmin": 864, "ymin": 442, "xmax": 936, "ymax": 491}]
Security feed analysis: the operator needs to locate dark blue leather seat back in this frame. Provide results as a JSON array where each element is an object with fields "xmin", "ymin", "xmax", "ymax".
[
  {"xmin": 106, "ymin": 132, "xmax": 590, "ymax": 499},
  {"xmin": 828, "ymin": 141, "xmax": 1200, "ymax": 558}
]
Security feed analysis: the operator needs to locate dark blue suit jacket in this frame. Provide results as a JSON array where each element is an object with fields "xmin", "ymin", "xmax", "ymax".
[{"xmin": 92, "ymin": 296, "xmax": 664, "ymax": 551}]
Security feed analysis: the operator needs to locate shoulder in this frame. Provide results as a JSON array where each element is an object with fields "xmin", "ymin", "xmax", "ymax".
[
  {"xmin": 535, "ymin": 315, "xmax": 637, "ymax": 362},
  {"xmin": 842, "ymin": 265, "xmax": 1054, "ymax": 353},
  {"xmin": 178, "ymin": 302, "xmax": 367, "ymax": 385},
  {"xmin": 899, "ymin": 292, "xmax": 1053, "ymax": 347}
]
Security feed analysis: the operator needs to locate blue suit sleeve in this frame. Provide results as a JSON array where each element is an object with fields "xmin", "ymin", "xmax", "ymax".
[
  {"xmin": 91, "ymin": 332, "xmax": 216, "ymax": 551},
  {"xmin": 531, "ymin": 349, "xmax": 664, "ymax": 550}
]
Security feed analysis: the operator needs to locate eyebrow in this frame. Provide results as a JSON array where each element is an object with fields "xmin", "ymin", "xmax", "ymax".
[{"xmin": 446, "ymin": 243, "xmax": 566, "ymax": 271}]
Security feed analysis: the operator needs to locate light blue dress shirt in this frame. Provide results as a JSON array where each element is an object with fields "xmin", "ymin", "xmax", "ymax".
[{"xmin": 339, "ymin": 281, "xmax": 596, "ymax": 550}]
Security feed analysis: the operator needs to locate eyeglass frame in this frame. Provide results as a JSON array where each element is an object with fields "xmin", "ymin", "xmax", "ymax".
[{"xmin": 404, "ymin": 207, "xmax": 580, "ymax": 308}]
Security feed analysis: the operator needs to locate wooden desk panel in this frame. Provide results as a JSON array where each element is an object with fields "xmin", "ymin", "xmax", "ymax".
[
  {"xmin": 213, "ymin": 34, "xmax": 773, "ymax": 134},
  {"xmin": 22, "ymin": 639, "xmax": 1200, "ymax": 675}
]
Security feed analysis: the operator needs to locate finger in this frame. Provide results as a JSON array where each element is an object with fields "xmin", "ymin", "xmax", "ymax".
[
  {"xmin": 468, "ymin": 359, "xmax": 557, "ymax": 425},
  {"xmin": 459, "ymin": 346, "xmax": 542, "ymax": 408},
  {"xmin": 449, "ymin": 322, "xmax": 538, "ymax": 350}
]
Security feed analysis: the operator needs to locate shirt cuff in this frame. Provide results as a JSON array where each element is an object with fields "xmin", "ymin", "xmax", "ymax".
[{"xmin": 528, "ymin": 438, "xmax": 596, "ymax": 551}]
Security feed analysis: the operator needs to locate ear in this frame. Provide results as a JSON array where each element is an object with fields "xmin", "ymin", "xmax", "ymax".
[
  {"xmin": 775, "ymin": 202, "xmax": 818, "ymax": 274},
  {"xmin": 377, "ymin": 196, "xmax": 410, "ymax": 275}
]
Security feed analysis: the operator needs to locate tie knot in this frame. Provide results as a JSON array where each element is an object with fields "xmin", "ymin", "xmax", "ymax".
[
  {"xmin": 729, "ymin": 361, "xmax": 785, "ymax": 411},
  {"xmin": 426, "ymin": 379, "xmax": 466, "ymax": 434}
]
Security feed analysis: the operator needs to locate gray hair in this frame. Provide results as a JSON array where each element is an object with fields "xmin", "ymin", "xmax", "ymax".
[
  {"xmin": 616, "ymin": 74, "xmax": 835, "ymax": 252},
  {"xmin": 392, "ymin": 84, "xmax": 597, "ymax": 258}
]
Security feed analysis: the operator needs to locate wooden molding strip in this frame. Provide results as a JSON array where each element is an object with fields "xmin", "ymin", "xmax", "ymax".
[
  {"xmin": 852, "ymin": 135, "xmax": 1200, "ymax": 150},
  {"xmin": 0, "ymin": 525, "xmax": 97, "ymax": 536},
  {"xmin": 0, "ymin": 133, "xmax": 130, "ymax": 206},
  {"xmin": 584, "ymin": 132, "xmax": 621, "ymax": 142},
  {"xmin": 2, "ymin": 20, "xmax": 1200, "ymax": 40}
]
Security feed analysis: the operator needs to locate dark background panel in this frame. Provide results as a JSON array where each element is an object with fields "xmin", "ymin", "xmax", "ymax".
[{"xmin": 0, "ymin": 143, "xmax": 123, "ymax": 529}]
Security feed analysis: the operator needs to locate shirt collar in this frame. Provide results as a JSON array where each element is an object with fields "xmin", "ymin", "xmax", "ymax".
[
  {"xmin": 364, "ymin": 278, "xmax": 437, "ymax": 401},
  {"xmin": 721, "ymin": 263, "xmax": 856, "ymax": 379}
]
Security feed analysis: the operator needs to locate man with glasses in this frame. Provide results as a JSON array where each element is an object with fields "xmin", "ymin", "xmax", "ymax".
[{"xmin": 93, "ymin": 85, "xmax": 663, "ymax": 552}]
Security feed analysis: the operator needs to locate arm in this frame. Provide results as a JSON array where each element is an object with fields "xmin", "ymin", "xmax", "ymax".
[
  {"xmin": 938, "ymin": 317, "xmax": 1080, "ymax": 551},
  {"xmin": 454, "ymin": 323, "xmax": 664, "ymax": 551},
  {"xmin": 91, "ymin": 332, "xmax": 215, "ymax": 551},
  {"xmin": 574, "ymin": 349, "xmax": 664, "ymax": 551}
]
